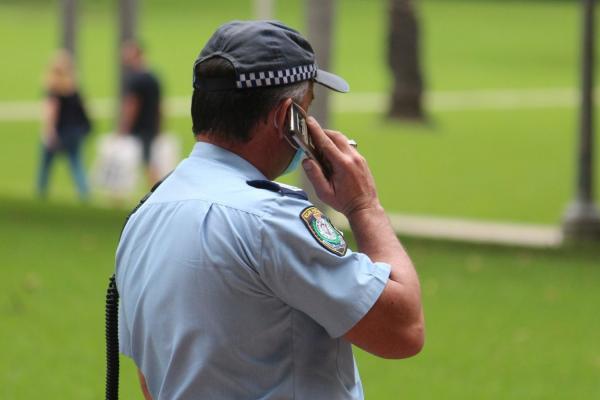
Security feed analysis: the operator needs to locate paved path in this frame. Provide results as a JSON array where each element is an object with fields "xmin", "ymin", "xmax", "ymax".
[
  {"xmin": 329, "ymin": 212, "xmax": 563, "ymax": 248},
  {"xmin": 1, "ymin": 87, "xmax": 597, "ymax": 122}
]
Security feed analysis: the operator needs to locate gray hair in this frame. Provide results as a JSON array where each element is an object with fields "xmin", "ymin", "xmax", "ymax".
[{"xmin": 274, "ymin": 80, "xmax": 310, "ymax": 105}]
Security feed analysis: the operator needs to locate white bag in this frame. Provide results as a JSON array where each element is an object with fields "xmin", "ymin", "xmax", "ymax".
[
  {"xmin": 150, "ymin": 133, "xmax": 181, "ymax": 178},
  {"xmin": 92, "ymin": 134, "xmax": 142, "ymax": 196}
]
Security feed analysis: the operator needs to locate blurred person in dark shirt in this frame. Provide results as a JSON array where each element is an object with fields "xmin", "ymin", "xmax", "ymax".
[
  {"xmin": 37, "ymin": 49, "xmax": 91, "ymax": 200},
  {"xmin": 118, "ymin": 41, "xmax": 162, "ymax": 185}
]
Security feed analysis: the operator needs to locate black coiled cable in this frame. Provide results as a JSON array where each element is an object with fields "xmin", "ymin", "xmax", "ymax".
[
  {"xmin": 105, "ymin": 274, "xmax": 120, "ymax": 400},
  {"xmin": 104, "ymin": 174, "xmax": 169, "ymax": 400}
]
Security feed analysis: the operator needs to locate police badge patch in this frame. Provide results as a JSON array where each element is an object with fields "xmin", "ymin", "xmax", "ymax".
[{"xmin": 300, "ymin": 206, "xmax": 347, "ymax": 256}]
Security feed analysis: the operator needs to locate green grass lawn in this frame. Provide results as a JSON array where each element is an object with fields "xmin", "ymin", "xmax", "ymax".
[
  {"xmin": 4, "ymin": 104, "xmax": 599, "ymax": 223},
  {"xmin": 1, "ymin": 0, "xmax": 599, "ymax": 223},
  {"xmin": 1, "ymin": 198, "xmax": 599, "ymax": 399},
  {"xmin": 335, "ymin": 106, "xmax": 600, "ymax": 224}
]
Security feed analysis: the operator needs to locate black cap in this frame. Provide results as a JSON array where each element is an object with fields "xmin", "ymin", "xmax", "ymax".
[{"xmin": 193, "ymin": 20, "xmax": 349, "ymax": 93}]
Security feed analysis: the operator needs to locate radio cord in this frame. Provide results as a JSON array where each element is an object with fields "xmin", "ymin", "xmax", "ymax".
[
  {"xmin": 105, "ymin": 274, "xmax": 120, "ymax": 400},
  {"xmin": 104, "ymin": 174, "xmax": 171, "ymax": 400}
]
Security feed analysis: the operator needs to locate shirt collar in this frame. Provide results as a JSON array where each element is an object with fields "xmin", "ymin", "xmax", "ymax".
[{"xmin": 189, "ymin": 141, "xmax": 268, "ymax": 181}]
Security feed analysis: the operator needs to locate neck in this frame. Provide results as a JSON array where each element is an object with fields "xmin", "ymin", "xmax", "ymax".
[{"xmin": 196, "ymin": 129, "xmax": 286, "ymax": 180}]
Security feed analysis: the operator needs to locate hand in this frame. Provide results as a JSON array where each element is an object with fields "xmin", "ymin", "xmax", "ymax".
[
  {"xmin": 302, "ymin": 117, "xmax": 381, "ymax": 218},
  {"xmin": 43, "ymin": 131, "xmax": 59, "ymax": 150}
]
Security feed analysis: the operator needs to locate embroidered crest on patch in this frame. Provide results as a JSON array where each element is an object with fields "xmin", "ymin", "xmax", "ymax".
[{"xmin": 300, "ymin": 206, "xmax": 347, "ymax": 256}]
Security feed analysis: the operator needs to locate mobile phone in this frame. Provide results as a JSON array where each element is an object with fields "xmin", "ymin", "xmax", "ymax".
[{"xmin": 286, "ymin": 102, "xmax": 332, "ymax": 177}]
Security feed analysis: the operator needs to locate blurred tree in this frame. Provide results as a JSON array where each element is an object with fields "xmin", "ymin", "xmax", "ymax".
[
  {"xmin": 562, "ymin": 0, "xmax": 600, "ymax": 241},
  {"xmin": 118, "ymin": 0, "xmax": 138, "ymax": 99},
  {"xmin": 61, "ymin": 0, "xmax": 76, "ymax": 58},
  {"xmin": 302, "ymin": 0, "xmax": 336, "ymax": 210},
  {"xmin": 387, "ymin": 0, "xmax": 426, "ymax": 121},
  {"xmin": 254, "ymin": 0, "xmax": 274, "ymax": 19},
  {"xmin": 306, "ymin": 0, "xmax": 335, "ymax": 129}
]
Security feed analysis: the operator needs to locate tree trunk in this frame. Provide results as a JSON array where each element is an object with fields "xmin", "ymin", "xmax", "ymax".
[
  {"xmin": 303, "ymin": 0, "xmax": 336, "ymax": 210},
  {"xmin": 118, "ymin": 0, "xmax": 138, "ymax": 99},
  {"xmin": 561, "ymin": 0, "xmax": 600, "ymax": 240},
  {"xmin": 117, "ymin": 0, "xmax": 138, "ymax": 125},
  {"xmin": 306, "ymin": 0, "xmax": 335, "ymax": 128},
  {"xmin": 254, "ymin": 0, "xmax": 275, "ymax": 19},
  {"xmin": 387, "ymin": 0, "xmax": 425, "ymax": 121},
  {"xmin": 61, "ymin": 0, "xmax": 77, "ymax": 58}
]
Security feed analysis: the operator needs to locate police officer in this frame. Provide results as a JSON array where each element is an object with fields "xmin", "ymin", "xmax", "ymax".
[{"xmin": 116, "ymin": 21, "xmax": 424, "ymax": 400}]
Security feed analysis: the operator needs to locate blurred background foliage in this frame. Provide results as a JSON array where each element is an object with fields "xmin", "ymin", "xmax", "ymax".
[{"xmin": 1, "ymin": 0, "xmax": 598, "ymax": 222}]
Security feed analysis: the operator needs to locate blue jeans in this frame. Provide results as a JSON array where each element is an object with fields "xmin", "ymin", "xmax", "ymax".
[{"xmin": 37, "ymin": 135, "xmax": 89, "ymax": 200}]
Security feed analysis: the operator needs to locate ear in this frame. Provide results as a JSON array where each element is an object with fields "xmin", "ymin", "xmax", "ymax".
[{"xmin": 272, "ymin": 98, "xmax": 293, "ymax": 138}]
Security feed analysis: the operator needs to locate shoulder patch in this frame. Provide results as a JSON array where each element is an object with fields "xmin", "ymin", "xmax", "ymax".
[
  {"xmin": 247, "ymin": 180, "xmax": 308, "ymax": 200},
  {"xmin": 300, "ymin": 206, "xmax": 347, "ymax": 256}
]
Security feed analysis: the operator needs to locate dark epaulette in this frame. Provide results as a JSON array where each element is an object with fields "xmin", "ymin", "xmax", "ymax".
[{"xmin": 247, "ymin": 180, "xmax": 308, "ymax": 201}]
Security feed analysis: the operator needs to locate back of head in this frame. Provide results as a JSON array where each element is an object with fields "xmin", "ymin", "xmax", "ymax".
[
  {"xmin": 190, "ymin": 20, "xmax": 349, "ymax": 143},
  {"xmin": 122, "ymin": 40, "xmax": 144, "ymax": 69},
  {"xmin": 191, "ymin": 57, "xmax": 308, "ymax": 143}
]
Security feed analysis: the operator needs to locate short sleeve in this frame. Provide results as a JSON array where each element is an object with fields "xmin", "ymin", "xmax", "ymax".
[{"xmin": 258, "ymin": 200, "xmax": 391, "ymax": 338}]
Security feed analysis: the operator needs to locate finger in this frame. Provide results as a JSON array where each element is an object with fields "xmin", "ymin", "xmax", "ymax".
[
  {"xmin": 306, "ymin": 117, "xmax": 344, "ymax": 161},
  {"xmin": 324, "ymin": 129, "xmax": 355, "ymax": 153},
  {"xmin": 302, "ymin": 158, "xmax": 333, "ymax": 197}
]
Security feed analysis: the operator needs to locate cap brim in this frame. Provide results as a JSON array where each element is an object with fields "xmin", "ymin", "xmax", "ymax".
[{"xmin": 315, "ymin": 69, "xmax": 350, "ymax": 93}]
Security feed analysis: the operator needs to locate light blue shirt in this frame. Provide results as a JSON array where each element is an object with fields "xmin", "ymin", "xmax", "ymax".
[{"xmin": 116, "ymin": 142, "xmax": 391, "ymax": 399}]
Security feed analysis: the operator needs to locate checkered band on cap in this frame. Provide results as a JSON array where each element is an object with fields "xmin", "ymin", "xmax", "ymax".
[{"xmin": 236, "ymin": 64, "xmax": 317, "ymax": 89}]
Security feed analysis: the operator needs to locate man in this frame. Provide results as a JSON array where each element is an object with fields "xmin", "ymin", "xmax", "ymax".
[
  {"xmin": 116, "ymin": 21, "xmax": 424, "ymax": 400},
  {"xmin": 119, "ymin": 41, "xmax": 162, "ymax": 184}
]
